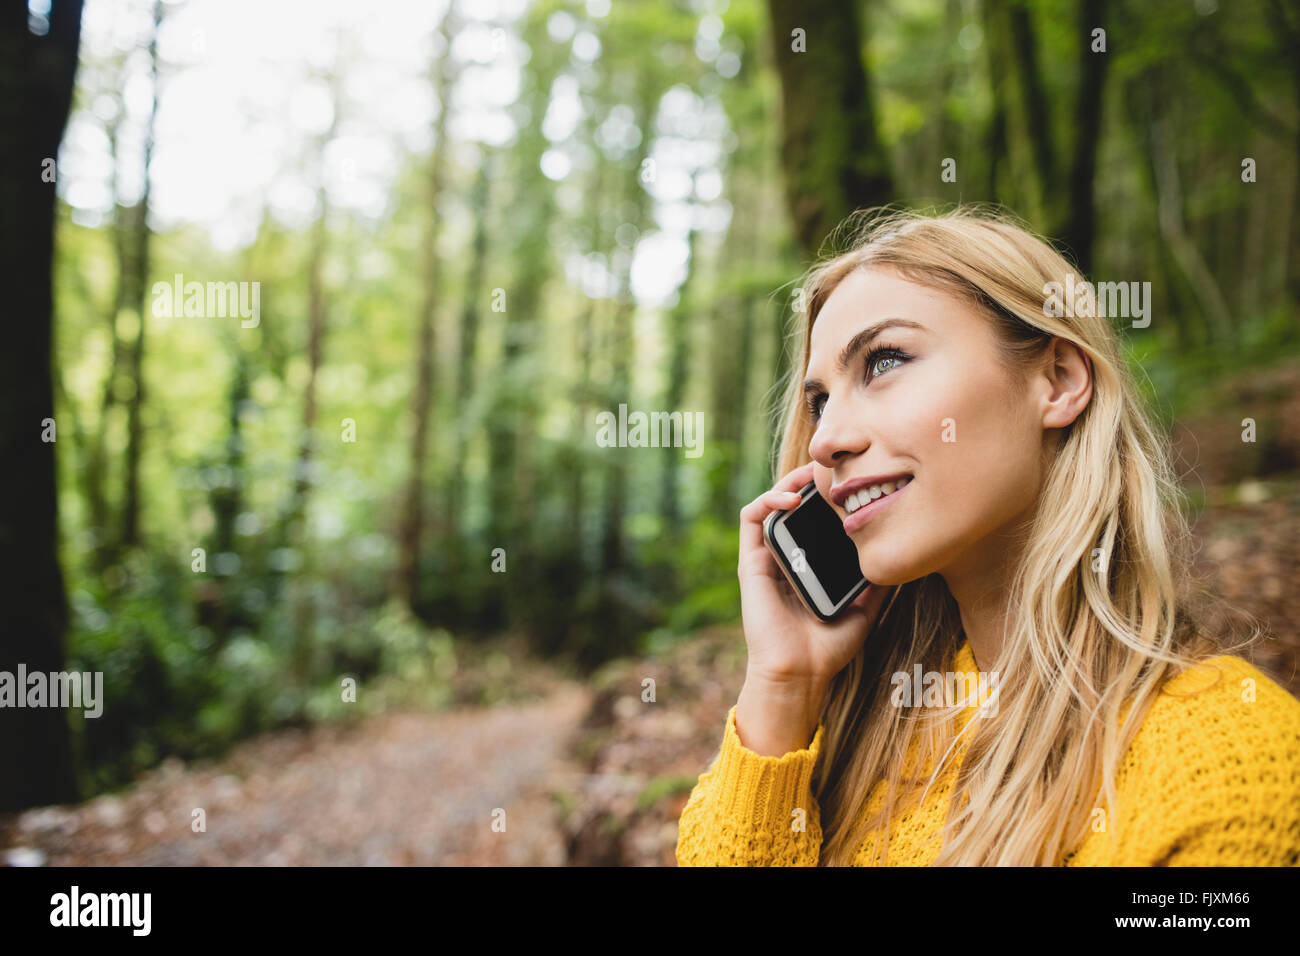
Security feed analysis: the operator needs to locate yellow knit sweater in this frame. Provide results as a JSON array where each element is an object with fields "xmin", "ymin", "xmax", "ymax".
[{"xmin": 675, "ymin": 639, "xmax": 1300, "ymax": 866}]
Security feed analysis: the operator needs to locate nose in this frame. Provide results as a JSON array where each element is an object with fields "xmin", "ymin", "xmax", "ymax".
[{"xmin": 807, "ymin": 393, "xmax": 867, "ymax": 468}]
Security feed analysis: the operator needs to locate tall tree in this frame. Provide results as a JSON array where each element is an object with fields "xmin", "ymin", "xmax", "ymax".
[
  {"xmin": 711, "ymin": 6, "xmax": 780, "ymax": 518},
  {"xmin": 658, "ymin": 194, "xmax": 700, "ymax": 536},
  {"xmin": 1264, "ymin": 0, "xmax": 1300, "ymax": 306},
  {"xmin": 1005, "ymin": 0, "xmax": 1057, "ymax": 227},
  {"xmin": 398, "ymin": 0, "xmax": 459, "ymax": 613},
  {"xmin": 84, "ymin": 49, "xmax": 129, "ymax": 568},
  {"xmin": 981, "ymin": 0, "xmax": 1011, "ymax": 202},
  {"xmin": 281, "ymin": 67, "xmax": 343, "ymax": 680},
  {"xmin": 0, "ymin": 0, "xmax": 85, "ymax": 812},
  {"xmin": 1061, "ymin": 0, "xmax": 1108, "ymax": 275},
  {"xmin": 765, "ymin": 0, "xmax": 894, "ymax": 259},
  {"xmin": 561, "ymin": 106, "xmax": 610, "ymax": 591},
  {"xmin": 120, "ymin": 0, "xmax": 164, "ymax": 553},
  {"xmin": 200, "ymin": 337, "xmax": 251, "ymax": 649},
  {"xmin": 484, "ymin": 2, "xmax": 565, "ymax": 628},
  {"xmin": 442, "ymin": 145, "xmax": 494, "ymax": 610},
  {"xmin": 598, "ymin": 78, "xmax": 659, "ymax": 580}
]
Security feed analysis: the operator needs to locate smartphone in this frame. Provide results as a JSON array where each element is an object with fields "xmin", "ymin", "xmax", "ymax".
[{"xmin": 762, "ymin": 480, "xmax": 869, "ymax": 621}]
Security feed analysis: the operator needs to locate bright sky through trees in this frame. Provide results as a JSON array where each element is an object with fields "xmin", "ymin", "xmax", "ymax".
[{"xmin": 59, "ymin": 0, "xmax": 734, "ymax": 306}]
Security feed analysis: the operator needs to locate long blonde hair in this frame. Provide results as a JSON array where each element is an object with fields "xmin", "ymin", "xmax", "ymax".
[{"xmin": 770, "ymin": 205, "xmax": 1259, "ymax": 866}]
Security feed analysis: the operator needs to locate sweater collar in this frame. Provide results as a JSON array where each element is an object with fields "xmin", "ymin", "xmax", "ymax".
[
  {"xmin": 952, "ymin": 635, "xmax": 977, "ymax": 676},
  {"xmin": 950, "ymin": 635, "xmax": 996, "ymax": 721}
]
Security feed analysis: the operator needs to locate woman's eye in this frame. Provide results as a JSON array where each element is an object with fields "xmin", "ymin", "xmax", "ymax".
[
  {"xmin": 864, "ymin": 348, "xmax": 907, "ymax": 381},
  {"xmin": 807, "ymin": 349, "xmax": 907, "ymax": 422}
]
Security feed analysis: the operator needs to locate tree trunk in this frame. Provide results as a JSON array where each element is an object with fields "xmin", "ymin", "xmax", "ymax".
[
  {"xmin": 599, "ymin": 80, "xmax": 659, "ymax": 577},
  {"xmin": 0, "ymin": 0, "xmax": 85, "ymax": 813},
  {"xmin": 120, "ymin": 1, "xmax": 163, "ymax": 553},
  {"xmin": 485, "ymin": 4, "xmax": 563, "ymax": 628},
  {"xmin": 1265, "ymin": 0, "xmax": 1300, "ymax": 306},
  {"xmin": 659, "ymin": 217, "xmax": 699, "ymax": 535},
  {"xmin": 1006, "ymin": 0, "xmax": 1057, "ymax": 227},
  {"xmin": 87, "ymin": 87, "xmax": 127, "ymax": 569},
  {"xmin": 765, "ymin": 0, "xmax": 894, "ymax": 259},
  {"xmin": 282, "ymin": 77, "xmax": 341, "ymax": 681},
  {"xmin": 443, "ymin": 147, "xmax": 493, "ymax": 595},
  {"xmin": 398, "ymin": 2, "xmax": 457, "ymax": 613},
  {"xmin": 981, "ymin": 0, "xmax": 1010, "ymax": 202},
  {"xmin": 202, "ymin": 343, "xmax": 250, "ymax": 649},
  {"xmin": 707, "ymin": 164, "xmax": 763, "ymax": 520},
  {"xmin": 566, "ymin": 158, "xmax": 606, "ymax": 573},
  {"xmin": 1061, "ymin": 0, "xmax": 1108, "ymax": 276}
]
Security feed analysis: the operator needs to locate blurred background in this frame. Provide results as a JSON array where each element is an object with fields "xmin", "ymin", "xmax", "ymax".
[{"xmin": 1, "ymin": 0, "xmax": 1298, "ymax": 865}]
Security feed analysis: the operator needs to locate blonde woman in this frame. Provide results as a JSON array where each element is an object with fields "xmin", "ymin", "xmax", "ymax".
[{"xmin": 675, "ymin": 206, "xmax": 1300, "ymax": 867}]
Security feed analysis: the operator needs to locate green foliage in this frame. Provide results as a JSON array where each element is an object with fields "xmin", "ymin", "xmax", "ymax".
[
  {"xmin": 640, "ymin": 514, "xmax": 741, "ymax": 655},
  {"xmin": 68, "ymin": 559, "xmax": 222, "ymax": 794},
  {"xmin": 64, "ymin": 557, "xmax": 470, "ymax": 797},
  {"xmin": 357, "ymin": 600, "xmax": 458, "ymax": 713}
]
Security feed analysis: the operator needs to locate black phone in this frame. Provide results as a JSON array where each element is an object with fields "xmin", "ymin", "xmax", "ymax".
[{"xmin": 762, "ymin": 480, "xmax": 869, "ymax": 621}]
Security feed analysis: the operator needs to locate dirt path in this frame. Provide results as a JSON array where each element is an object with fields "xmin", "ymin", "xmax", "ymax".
[{"xmin": 3, "ymin": 682, "xmax": 593, "ymax": 866}]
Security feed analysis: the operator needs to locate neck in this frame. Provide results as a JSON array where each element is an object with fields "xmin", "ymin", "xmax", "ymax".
[{"xmin": 939, "ymin": 519, "xmax": 1032, "ymax": 673}]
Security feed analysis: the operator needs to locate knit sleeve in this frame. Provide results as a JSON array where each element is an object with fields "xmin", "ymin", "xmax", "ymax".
[{"xmin": 674, "ymin": 704, "xmax": 824, "ymax": 866}]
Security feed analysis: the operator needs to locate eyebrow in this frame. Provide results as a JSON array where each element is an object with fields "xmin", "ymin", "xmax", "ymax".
[{"xmin": 803, "ymin": 317, "xmax": 927, "ymax": 396}]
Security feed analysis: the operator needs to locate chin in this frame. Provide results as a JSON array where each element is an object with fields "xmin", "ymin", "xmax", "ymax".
[{"xmin": 855, "ymin": 552, "xmax": 915, "ymax": 588}]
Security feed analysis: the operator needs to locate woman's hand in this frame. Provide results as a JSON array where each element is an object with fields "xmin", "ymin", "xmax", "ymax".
[
  {"xmin": 734, "ymin": 461, "xmax": 895, "ymax": 756},
  {"xmin": 738, "ymin": 461, "xmax": 895, "ymax": 687}
]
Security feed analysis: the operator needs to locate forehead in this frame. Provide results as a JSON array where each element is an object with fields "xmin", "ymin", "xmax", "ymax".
[{"xmin": 808, "ymin": 266, "xmax": 965, "ymax": 363}]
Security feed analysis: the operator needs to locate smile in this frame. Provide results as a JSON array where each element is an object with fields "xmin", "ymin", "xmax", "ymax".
[
  {"xmin": 844, "ymin": 475, "xmax": 911, "ymax": 513},
  {"xmin": 843, "ymin": 476, "xmax": 911, "ymax": 532}
]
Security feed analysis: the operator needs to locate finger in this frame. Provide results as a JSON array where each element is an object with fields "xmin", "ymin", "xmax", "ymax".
[
  {"xmin": 739, "ymin": 488, "xmax": 806, "ymax": 557},
  {"xmin": 738, "ymin": 462, "xmax": 814, "ymax": 556},
  {"xmin": 773, "ymin": 460, "xmax": 816, "ymax": 493}
]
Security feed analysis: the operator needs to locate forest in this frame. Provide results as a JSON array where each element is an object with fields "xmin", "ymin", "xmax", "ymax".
[{"xmin": 1, "ymin": 0, "xmax": 1298, "ymax": 866}]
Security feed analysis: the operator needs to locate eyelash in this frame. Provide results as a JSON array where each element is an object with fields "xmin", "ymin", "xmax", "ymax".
[{"xmin": 805, "ymin": 346, "xmax": 909, "ymax": 423}]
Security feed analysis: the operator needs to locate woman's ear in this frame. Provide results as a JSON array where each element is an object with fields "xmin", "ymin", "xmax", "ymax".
[{"xmin": 1038, "ymin": 337, "xmax": 1093, "ymax": 430}]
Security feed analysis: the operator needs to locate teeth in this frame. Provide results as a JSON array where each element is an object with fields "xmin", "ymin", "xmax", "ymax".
[{"xmin": 844, "ymin": 476, "xmax": 912, "ymax": 514}]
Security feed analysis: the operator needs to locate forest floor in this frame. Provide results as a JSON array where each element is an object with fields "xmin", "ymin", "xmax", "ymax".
[
  {"xmin": 3, "ymin": 360, "xmax": 1299, "ymax": 867},
  {"xmin": 2, "ymin": 680, "xmax": 594, "ymax": 866}
]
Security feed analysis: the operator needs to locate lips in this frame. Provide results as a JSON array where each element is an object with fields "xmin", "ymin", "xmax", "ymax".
[
  {"xmin": 841, "ymin": 476, "xmax": 911, "ymax": 532},
  {"xmin": 842, "ymin": 475, "xmax": 912, "ymax": 514},
  {"xmin": 829, "ymin": 472, "xmax": 913, "ymax": 509}
]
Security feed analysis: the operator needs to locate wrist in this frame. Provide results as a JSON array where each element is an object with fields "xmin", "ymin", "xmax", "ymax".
[
  {"xmin": 736, "ymin": 673, "xmax": 828, "ymax": 756},
  {"xmin": 744, "ymin": 664, "xmax": 831, "ymax": 700}
]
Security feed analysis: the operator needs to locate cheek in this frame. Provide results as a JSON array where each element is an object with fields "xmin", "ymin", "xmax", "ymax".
[
  {"xmin": 853, "ymin": 363, "xmax": 1042, "ymax": 583},
  {"xmin": 887, "ymin": 362, "xmax": 971, "ymax": 453},
  {"xmin": 921, "ymin": 367, "xmax": 1041, "ymax": 508}
]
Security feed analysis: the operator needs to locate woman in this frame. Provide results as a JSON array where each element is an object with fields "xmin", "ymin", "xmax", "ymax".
[{"xmin": 675, "ymin": 206, "xmax": 1300, "ymax": 866}]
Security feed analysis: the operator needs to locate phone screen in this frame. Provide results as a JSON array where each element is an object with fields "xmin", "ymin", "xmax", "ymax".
[{"xmin": 783, "ymin": 489, "xmax": 864, "ymax": 604}]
